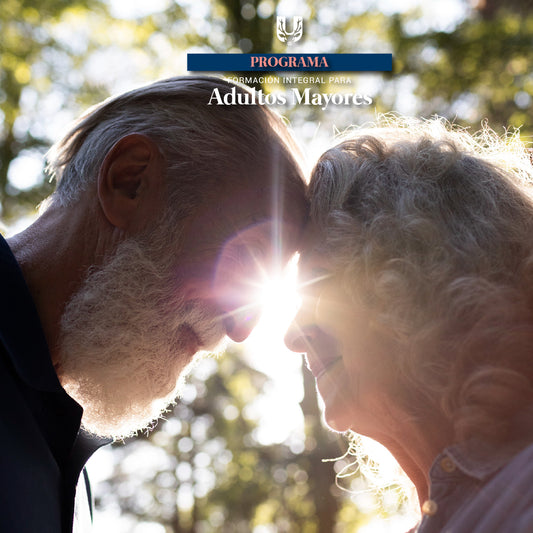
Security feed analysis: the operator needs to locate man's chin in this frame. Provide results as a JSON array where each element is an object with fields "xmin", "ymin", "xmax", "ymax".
[
  {"xmin": 59, "ymin": 350, "xmax": 192, "ymax": 440},
  {"xmin": 70, "ymin": 344, "xmax": 226, "ymax": 440},
  {"xmin": 74, "ymin": 379, "xmax": 184, "ymax": 440}
]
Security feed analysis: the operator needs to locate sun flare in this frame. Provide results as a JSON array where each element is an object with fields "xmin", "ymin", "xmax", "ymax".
[
  {"xmin": 237, "ymin": 254, "xmax": 304, "ymax": 444},
  {"xmin": 257, "ymin": 253, "xmax": 301, "ymax": 328}
]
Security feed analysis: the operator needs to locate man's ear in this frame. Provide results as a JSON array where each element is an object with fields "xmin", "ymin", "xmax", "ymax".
[{"xmin": 97, "ymin": 133, "xmax": 165, "ymax": 231}]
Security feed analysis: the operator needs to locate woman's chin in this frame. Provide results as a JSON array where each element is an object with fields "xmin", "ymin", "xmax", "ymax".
[
  {"xmin": 317, "ymin": 364, "xmax": 355, "ymax": 433},
  {"xmin": 323, "ymin": 402, "xmax": 353, "ymax": 433}
]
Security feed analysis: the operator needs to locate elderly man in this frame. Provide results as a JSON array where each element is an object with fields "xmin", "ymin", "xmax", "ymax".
[{"xmin": 1, "ymin": 76, "xmax": 307, "ymax": 532}]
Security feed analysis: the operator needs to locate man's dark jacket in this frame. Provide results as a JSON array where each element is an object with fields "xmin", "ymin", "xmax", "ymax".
[{"xmin": 0, "ymin": 234, "xmax": 107, "ymax": 532}]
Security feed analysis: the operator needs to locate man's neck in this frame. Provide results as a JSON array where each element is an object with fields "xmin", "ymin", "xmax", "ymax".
[{"xmin": 7, "ymin": 197, "xmax": 122, "ymax": 366}]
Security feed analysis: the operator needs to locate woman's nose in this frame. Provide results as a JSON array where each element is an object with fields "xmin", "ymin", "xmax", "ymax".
[{"xmin": 284, "ymin": 316, "xmax": 320, "ymax": 353}]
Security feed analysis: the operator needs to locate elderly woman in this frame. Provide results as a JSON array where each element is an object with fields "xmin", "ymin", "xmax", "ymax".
[{"xmin": 285, "ymin": 118, "xmax": 533, "ymax": 532}]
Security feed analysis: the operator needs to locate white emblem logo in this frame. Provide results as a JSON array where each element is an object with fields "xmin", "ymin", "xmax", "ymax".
[{"xmin": 276, "ymin": 16, "xmax": 303, "ymax": 44}]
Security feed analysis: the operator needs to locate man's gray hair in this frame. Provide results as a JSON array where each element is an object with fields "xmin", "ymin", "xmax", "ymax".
[{"xmin": 47, "ymin": 76, "xmax": 304, "ymax": 220}]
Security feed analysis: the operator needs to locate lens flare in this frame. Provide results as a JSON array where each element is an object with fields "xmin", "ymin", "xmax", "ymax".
[{"xmin": 258, "ymin": 254, "xmax": 301, "ymax": 324}]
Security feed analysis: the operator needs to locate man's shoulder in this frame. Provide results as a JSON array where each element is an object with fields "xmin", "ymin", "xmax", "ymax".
[
  {"xmin": 0, "ymin": 345, "xmax": 64, "ymax": 532},
  {"xmin": 0, "ymin": 233, "xmax": 66, "ymax": 393}
]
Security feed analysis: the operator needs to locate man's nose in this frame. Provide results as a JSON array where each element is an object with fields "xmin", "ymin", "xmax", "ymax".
[{"xmin": 223, "ymin": 307, "xmax": 261, "ymax": 343}]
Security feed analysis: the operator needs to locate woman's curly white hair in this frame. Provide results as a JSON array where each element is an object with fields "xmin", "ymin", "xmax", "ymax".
[{"xmin": 310, "ymin": 115, "xmax": 533, "ymax": 445}]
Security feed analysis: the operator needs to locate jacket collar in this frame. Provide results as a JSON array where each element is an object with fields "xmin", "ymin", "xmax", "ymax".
[
  {"xmin": 0, "ymin": 234, "xmax": 112, "ymax": 455},
  {"xmin": 433, "ymin": 417, "xmax": 533, "ymax": 482},
  {"xmin": 0, "ymin": 234, "xmax": 63, "ymax": 393},
  {"xmin": 444, "ymin": 441, "xmax": 521, "ymax": 481}
]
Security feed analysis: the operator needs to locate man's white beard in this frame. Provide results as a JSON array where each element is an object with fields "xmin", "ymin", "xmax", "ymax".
[{"xmin": 56, "ymin": 231, "xmax": 226, "ymax": 439}]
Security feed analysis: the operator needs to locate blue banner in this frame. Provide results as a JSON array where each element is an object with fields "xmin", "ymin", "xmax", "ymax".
[{"xmin": 187, "ymin": 53, "xmax": 392, "ymax": 72}]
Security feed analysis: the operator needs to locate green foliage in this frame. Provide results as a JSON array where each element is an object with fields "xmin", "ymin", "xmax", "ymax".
[
  {"xmin": 0, "ymin": 0, "xmax": 107, "ymax": 220},
  {"xmin": 390, "ymin": 9, "xmax": 533, "ymax": 134}
]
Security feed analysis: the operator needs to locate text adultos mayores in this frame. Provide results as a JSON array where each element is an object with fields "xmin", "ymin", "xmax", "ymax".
[{"xmin": 208, "ymin": 87, "xmax": 373, "ymax": 110}]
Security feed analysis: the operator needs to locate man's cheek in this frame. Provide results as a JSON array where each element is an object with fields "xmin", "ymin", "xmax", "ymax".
[{"xmin": 214, "ymin": 248, "xmax": 264, "ymax": 310}]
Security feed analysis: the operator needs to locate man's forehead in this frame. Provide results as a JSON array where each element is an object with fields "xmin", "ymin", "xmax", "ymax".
[
  {"xmin": 223, "ymin": 213, "xmax": 305, "ymax": 262},
  {"xmin": 226, "ymin": 174, "xmax": 304, "ymax": 225},
  {"xmin": 180, "ymin": 183, "xmax": 307, "ymax": 257}
]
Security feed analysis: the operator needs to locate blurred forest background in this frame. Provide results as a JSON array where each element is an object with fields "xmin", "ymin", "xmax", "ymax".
[{"xmin": 1, "ymin": 0, "xmax": 532, "ymax": 531}]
